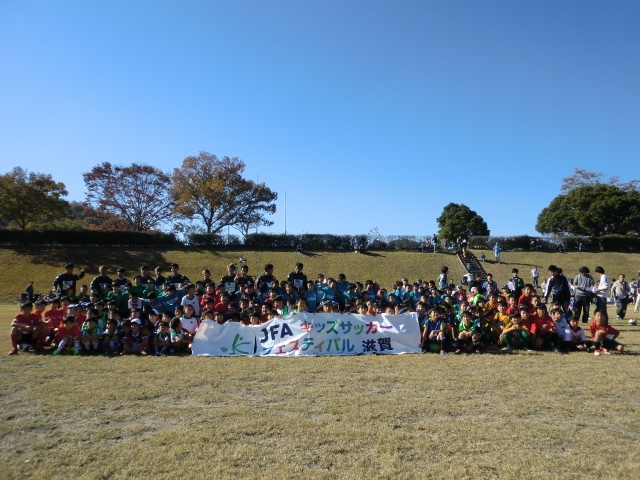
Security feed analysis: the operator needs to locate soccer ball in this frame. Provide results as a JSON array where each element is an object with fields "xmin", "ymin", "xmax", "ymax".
[{"xmin": 629, "ymin": 319, "xmax": 638, "ymax": 326}]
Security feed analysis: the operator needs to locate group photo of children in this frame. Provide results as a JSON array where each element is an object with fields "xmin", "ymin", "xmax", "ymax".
[{"xmin": 9, "ymin": 260, "xmax": 628, "ymax": 357}]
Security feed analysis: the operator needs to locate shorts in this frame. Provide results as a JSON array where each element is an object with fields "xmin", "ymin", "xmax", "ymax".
[
  {"xmin": 602, "ymin": 339, "xmax": 620, "ymax": 350},
  {"xmin": 18, "ymin": 332, "xmax": 34, "ymax": 344}
]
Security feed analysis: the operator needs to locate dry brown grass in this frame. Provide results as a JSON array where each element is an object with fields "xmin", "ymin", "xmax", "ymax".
[
  {"xmin": 2, "ymin": 248, "xmax": 640, "ymax": 478},
  {"xmin": 2, "ymin": 302, "xmax": 640, "ymax": 479}
]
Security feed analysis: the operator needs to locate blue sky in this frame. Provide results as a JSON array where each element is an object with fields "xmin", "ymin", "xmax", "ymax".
[{"xmin": 1, "ymin": 0, "xmax": 638, "ymax": 237}]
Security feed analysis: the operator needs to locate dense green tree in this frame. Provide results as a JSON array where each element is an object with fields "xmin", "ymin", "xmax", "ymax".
[
  {"xmin": 536, "ymin": 184, "xmax": 640, "ymax": 236},
  {"xmin": 437, "ymin": 203, "xmax": 489, "ymax": 241},
  {"xmin": 0, "ymin": 167, "xmax": 68, "ymax": 230}
]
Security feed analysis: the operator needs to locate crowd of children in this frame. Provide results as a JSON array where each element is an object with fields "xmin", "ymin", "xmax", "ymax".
[{"xmin": 8, "ymin": 261, "xmax": 627, "ymax": 356}]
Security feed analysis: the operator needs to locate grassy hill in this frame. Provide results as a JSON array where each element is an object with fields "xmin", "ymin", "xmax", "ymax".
[{"xmin": 1, "ymin": 246, "xmax": 639, "ymax": 303}]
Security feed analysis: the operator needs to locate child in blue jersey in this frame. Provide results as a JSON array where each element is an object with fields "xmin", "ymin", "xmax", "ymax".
[
  {"xmin": 420, "ymin": 307, "xmax": 448, "ymax": 355},
  {"xmin": 303, "ymin": 280, "xmax": 319, "ymax": 313},
  {"xmin": 438, "ymin": 266, "xmax": 449, "ymax": 291}
]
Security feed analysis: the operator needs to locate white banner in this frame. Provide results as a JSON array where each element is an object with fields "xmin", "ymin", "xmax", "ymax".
[{"xmin": 192, "ymin": 313, "xmax": 422, "ymax": 357}]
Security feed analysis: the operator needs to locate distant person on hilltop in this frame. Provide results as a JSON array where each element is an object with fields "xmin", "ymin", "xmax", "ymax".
[{"xmin": 493, "ymin": 243, "xmax": 502, "ymax": 263}]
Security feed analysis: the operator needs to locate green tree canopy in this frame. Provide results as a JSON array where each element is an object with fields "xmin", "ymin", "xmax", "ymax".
[
  {"xmin": 0, "ymin": 167, "xmax": 68, "ymax": 230},
  {"xmin": 437, "ymin": 203, "xmax": 489, "ymax": 241},
  {"xmin": 536, "ymin": 184, "xmax": 640, "ymax": 236}
]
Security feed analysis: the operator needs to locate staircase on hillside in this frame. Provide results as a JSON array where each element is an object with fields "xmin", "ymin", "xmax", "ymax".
[{"xmin": 457, "ymin": 250, "xmax": 487, "ymax": 281}]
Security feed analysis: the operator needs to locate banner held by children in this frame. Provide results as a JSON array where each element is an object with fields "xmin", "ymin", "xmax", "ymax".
[{"xmin": 192, "ymin": 313, "xmax": 422, "ymax": 356}]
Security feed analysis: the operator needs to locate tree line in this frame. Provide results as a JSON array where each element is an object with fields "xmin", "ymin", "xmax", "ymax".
[
  {"xmin": 0, "ymin": 152, "xmax": 277, "ymax": 237},
  {"xmin": 0, "ymin": 163, "xmax": 638, "ymax": 241}
]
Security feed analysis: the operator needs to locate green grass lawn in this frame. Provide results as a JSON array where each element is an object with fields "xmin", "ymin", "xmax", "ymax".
[{"xmin": 1, "ymin": 248, "xmax": 640, "ymax": 479}]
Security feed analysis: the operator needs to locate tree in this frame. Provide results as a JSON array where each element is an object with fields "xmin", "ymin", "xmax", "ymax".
[
  {"xmin": 536, "ymin": 184, "xmax": 640, "ymax": 236},
  {"xmin": 170, "ymin": 152, "xmax": 277, "ymax": 235},
  {"xmin": 0, "ymin": 167, "xmax": 68, "ymax": 230},
  {"xmin": 230, "ymin": 181, "xmax": 277, "ymax": 236},
  {"xmin": 40, "ymin": 201, "xmax": 129, "ymax": 230},
  {"xmin": 561, "ymin": 168, "xmax": 640, "ymax": 192},
  {"xmin": 437, "ymin": 203, "xmax": 490, "ymax": 241},
  {"xmin": 83, "ymin": 163, "xmax": 174, "ymax": 231}
]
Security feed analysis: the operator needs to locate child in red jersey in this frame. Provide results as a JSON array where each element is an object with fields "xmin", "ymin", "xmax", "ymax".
[
  {"xmin": 44, "ymin": 298, "xmax": 65, "ymax": 343},
  {"xmin": 9, "ymin": 302, "xmax": 48, "ymax": 354},
  {"xmin": 531, "ymin": 304, "xmax": 559, "ymax": 352},
  {"xmin": 590, "ymin": 310, "xmax": 624, "ymax": 355},
  {"xmin": 52, "ymin": 316, "xmax": 82, "ymax": 355}
]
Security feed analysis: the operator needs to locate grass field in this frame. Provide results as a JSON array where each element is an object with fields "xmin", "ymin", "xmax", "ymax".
[{"xmin": 1, "ymin": 248, "xmax": 640, "ymax": 479}]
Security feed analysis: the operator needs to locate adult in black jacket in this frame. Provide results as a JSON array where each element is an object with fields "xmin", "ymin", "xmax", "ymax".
[
  {"xmin": 543, "ymin": 265, "xmax": 571, "ymax": 313},
  {"xmin": 52, "ymin": 263, "xmax": 85, "ymax": 297}
]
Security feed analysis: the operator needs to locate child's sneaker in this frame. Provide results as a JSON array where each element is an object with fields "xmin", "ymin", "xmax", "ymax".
[
  {"xmin": 8, "ymin": 347, "xmax": 18, "ymax": 355},
  {"xmin": 71, "ymin": 348, "xmax": 81, "ymax": 356},
  {"xmin": 52, "ymin": 349, "xmax": 62, "ymax": 356},
  {"xmin": 552, "ymin": 347, "xmax": 560, "ymax": 353},
  {"xmin": 501, "ymin": 346, "xmax": 513, "ymax": 352},
  {"xmin": 594, "ymin": 349, "xmax": 601, "ymax": 356},
  {"xmin": 454, "ymin": 348, "xmax": 462, "ymax": 355},
  {"xmin": 439, "ymin": 350, "xmax": 446, "ymax": 356},
  {"xmin": 601, "ymin": 347, "xmax": 610, "ymax": 354},
  {"xmin": 474, "ymin": 348, "xmax": 481, "ymax": 354}
]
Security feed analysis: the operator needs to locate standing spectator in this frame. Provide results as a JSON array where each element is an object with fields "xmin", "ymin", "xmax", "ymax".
[
  {"xmin": 25, "ymin": 281, "xmax": 35, "ymax": 302},
  {"xmin": 610, "ymin": 274, "xmax": 631, "ymax": 320},
  {"xmin": 531, "ymin": 266, "xmax": 540, "ymax": 288},
  {"xmin": 509, "ymin": 269, "xmax": 525, "ymax": 297},
  {"xmin": 52, "ymin": 263, "xmax": 85, "ymax": 297},
  {"xmin": 573, "ymin": 267, "xmax": 595, "ymax": 324},
  {"xmin": 543, "ymin": 265, "xmax": 571, "ymax": 313},
  {"xmin": 493, "ymin": 243, "xmax": 502, "ymax": 263},
  {"xmin": 593, "ymin": 266, "xmax": 610, "ymax": 313}
]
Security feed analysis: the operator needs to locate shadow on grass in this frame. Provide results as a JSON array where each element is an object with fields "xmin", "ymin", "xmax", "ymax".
[
  {"xmin": 299, "ymin": 251, "xmax": 320, "ymax": 257},
  {"xmin": 15, "ymin": 247, "xmax": 169, "ymax": 272}
]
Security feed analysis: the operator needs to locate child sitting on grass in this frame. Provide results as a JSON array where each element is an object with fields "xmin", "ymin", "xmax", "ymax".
[
  {"xmin": 121, "ymin": 319, "xmax": 149, "ymax": 355},
  {"xmin": 9, "ymin": 301, "xmax": 49, "ymax": 355},
  {"xmin": 81, "ymin": 316, "xmax": 102, "ymax": 354},
  {"xmin": 590, "ymin": 310, "xmax": 624, "ymax": 355},
  {"xmin": 455, "ymin": 310, "xmax": 482, "ymax": 354},
  {"xmin": 101, "ymin": 318, "xmax": 121, "ymax": 356},
  {"xmin": 420, "ymin": 307, "xmax": 448, "ymax": 355},
  {"xmin": 154, "ymin": 321, "xmax": 172, "ymax": 355},
  {"xmin": 500, "ymin": 312, "xmax": 530, "ymax": 352},
  {"xmin": 52, "ymin": 316, "xmax": 82, "ymax": 356},
  {"xmin": 563, "ymin": 315, "xmax": 589, "ymax": 352},
  {"xmin": 531, "ymin": 304, "xmax": 559, "ymax": 352},
  {"xmin": 170, "ymin": 317, "xmax": 192, "ymax": 354}
]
